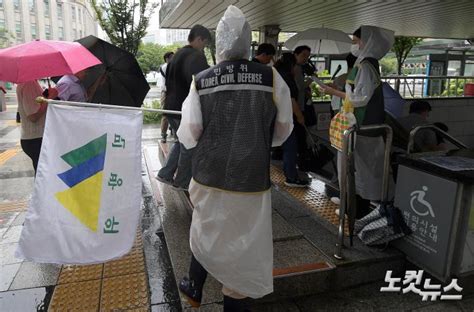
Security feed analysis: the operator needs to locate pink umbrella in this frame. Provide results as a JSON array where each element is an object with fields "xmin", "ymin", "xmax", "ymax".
[{"xmin": 0, "ymin": 40, "xmax": 102, "ymax": 83}]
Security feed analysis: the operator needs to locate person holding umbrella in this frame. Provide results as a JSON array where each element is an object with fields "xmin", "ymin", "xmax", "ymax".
[
  {"xmin": 16, "ymin": 81, "xmax": 57, "ymax": 174},
  {"xmin": 156, "ymin": 25, "xmax": 211, "ymax": 191},
  {"xmin": 0, "ymin": 40, "xmax": 101, "ymax": 174},
  {"xmin": 55, "ymin": 69, "xmax": 88, "ymax": 102}
]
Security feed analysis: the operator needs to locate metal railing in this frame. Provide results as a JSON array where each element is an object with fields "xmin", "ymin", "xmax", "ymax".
[
  {"xmin": 313, "ymin": 76, "xmax": 474, "ymax": 101},
  {"xmin": 334, "ymin": 124, "xmax": 393, "ymax": 260},
  {"xmin": 407, "ymin": 125, "xmax": 468, "ymax": 154},
  {"xmin": 381, "ymin": 76, "xmax": 474, "ymax": 99}
]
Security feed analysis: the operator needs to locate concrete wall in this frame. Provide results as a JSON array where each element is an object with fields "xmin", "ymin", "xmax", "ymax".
[
  {"xmin": 403, "ymin": 97, "xmax": 474, "ymax": 148},
  {"xmin": 311, "ymin": 97, "xmax": 474, "ymax": 148}
]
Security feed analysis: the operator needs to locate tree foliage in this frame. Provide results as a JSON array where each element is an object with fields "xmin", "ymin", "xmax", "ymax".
[
  {"xmin": 391, "ymin": 36, "xmax": 423, "ymax": 91},
  {"xmin": 380, "ymin": 57, "xmax": 397, "ymax": 75},
  {"xmin": 392, "ymin": 36, "xmax": 423, "ymax": 75},
  {"xmin": 137, "ymin": 42, "xmax": 181, "ymax": 75},
  {"xmin": 0, "ymin": 28, "xmax": 14, "ymax": 48},
  {"xmin": 90, "ymin": 0, "xmax": 158, "ymax": 56}
]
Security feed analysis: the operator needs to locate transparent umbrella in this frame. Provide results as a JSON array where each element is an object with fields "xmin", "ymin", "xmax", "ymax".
[{"xmin": 284, "ymin": 27, "xmax": 352, "ymax": 55}]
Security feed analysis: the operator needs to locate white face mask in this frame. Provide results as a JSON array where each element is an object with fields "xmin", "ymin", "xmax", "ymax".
[{"xmin": 350, "ymin": 44, "xmax": 360, "ymax": 57}]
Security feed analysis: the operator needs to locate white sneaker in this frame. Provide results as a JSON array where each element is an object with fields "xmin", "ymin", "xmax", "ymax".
[{"xmin": 331, "ymin": 197, "xmax": 341, "ymax": 205}]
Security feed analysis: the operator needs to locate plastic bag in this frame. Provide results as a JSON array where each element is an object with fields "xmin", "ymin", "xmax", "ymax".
[{"xmin": 329, "ymin": 98, "xmax": 357, "ymax": 151}]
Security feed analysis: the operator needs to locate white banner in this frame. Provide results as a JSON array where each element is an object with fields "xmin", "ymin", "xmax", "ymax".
[{"xmin": 16, "ymin": 104, "xmax": 143, "ymax": 264}]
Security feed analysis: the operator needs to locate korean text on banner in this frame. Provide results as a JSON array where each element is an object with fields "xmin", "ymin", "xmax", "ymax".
[{"xmin": 16, "ymin": 104, "xmax": 143, "ymax": 264}]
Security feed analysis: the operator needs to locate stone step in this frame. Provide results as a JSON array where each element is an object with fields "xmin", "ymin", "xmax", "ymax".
[{"xmin": 144, "ymin": 143, "xmax": 406, "ymax": 309}]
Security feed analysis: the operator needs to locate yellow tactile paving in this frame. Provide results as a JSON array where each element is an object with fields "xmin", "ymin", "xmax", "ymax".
[
  {"xmin": 58, "ymin": 264, "xmax": 104, "ymax": 284},
  {"xmin": 50, "ymin": 228, "xmax": 150, "ymax": 310},
  {"xmin": 100, "ymin": 272, "xmax": 149, "ymax": 311},
  {"xmin": 0, "ymin": 200, "xmax": 28, "ymax": 213},
  {"xmin": 0, "ymin": 148, "xmax": 21, "ymax": 166},
  {"xmin": 271, "ymin": 165, "xmax": 349, "ymax": 235},
  {"xmin": 103, "ymin": 247, "xmax": 146, "ymax": 278},
  {"xmin": 49, "ymin": 279, "xmax": 102, "ymax": 311}
]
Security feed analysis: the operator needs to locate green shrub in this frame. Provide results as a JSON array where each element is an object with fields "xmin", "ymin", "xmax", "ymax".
[
  {"xmin": 143, "ymin": 100, "xmax": 162, "ymax": 124},
  {"xmin": 441, "ymin": 79, "xmax": 474, "ymax": 97}
]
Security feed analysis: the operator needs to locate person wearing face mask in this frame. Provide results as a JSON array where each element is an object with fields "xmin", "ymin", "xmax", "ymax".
[
  {"xmin": 176, "ymin": 6, "xmax": 293, "ymax": 311},
  {"xmin": 322, "ymin": 26, "xmax": 395, "ymax": 218},
  {"xmin": 252, "ymin": 43, "xmax": 276, "ymax": 65}
]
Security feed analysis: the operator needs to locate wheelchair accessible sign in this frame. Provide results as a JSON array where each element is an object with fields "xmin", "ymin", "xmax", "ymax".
[{"xmin": 393, "ymin": 165, "xmax": 458, "ymax": 280}]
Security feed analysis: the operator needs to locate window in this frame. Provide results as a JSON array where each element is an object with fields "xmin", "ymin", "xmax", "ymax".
[
  {"xmin": 31, "ymin": 24, "xmax": 37, "ymax": 39},
  {"xmin": 78, "ymin": 8, "xmax": 81, "ymax": 22},
  {"xmin": 15, "ymin": 21, "xmax": 22, "ymax": 39},
  {"xmin": 0, "ymin": 16, "xmax": 5, "ymax": 29},
  {"xmin": 58, "ymin": 26, "xmax": 64, "ymax": 40},
  {"xmin": 43, "ymin": 0, "xmax": 49, "ymax": 16},
  {"xmin": 0, "ymin": 0, "xmax": 3, "ymax": 9},
  {"xmin": 14, "ymin": 0, "xmax": 21, "ymax": 11},
  {"xmin": 45, "ymin": 24, "xmax": 51, "ymax": 40},
  {"xmin": 73, "ymin": 29, "xmax": 77, "ymax": 39},
  {"xmin": 57, "ymin": 3, "xmax": 63, "ymax": 20},
  {"xmin": 72, "ymin": 6, "xmax": 76, "ymax": 22},
  {"xmin": 29, "ymin": 0, "xmax": 35, "ymax": 13}
]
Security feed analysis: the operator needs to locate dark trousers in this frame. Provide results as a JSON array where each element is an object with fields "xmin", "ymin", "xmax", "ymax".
[
  {"xmin": 21, "ymin": 138, "xmax": 42, "ymax": 174},
  {"xmin": 189, "ymin": 255, "xmax": 208, "ymax": 291},
  {"xmin": 188, "ymin": 256, "xmax": 247, "ymax": 311},
  {"xmin": 282, "ymin": 130, "xmax": 298, "ymax": 181},
  {"xmin": 356, "ymin": 194, "xmax": 371, "ymax": 219}
]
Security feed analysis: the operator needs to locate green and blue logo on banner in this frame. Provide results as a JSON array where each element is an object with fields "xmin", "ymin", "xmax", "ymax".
[{"xmin": 55, "ymin": 134, "xmax": 107, "ymax": 232}]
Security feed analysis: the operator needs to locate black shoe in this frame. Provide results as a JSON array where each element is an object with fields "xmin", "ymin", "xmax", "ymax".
[
  {"xmin": 179, "ymin": 277, "xmax": 202, "ymax": 308},
  {"xmin": 155, "ymin": 174, "xmax": 173, "ymax": 185},
  {"xmin": 284, "ymin": 178, "xmax": 309, "ymax": 188},
  {"xmin": 171, "ymin": 184, "xmax": 189, "ymax": 192},
  {"xmin": 224, "ymin": 296, "xmax": 249, "ymax": 312}
]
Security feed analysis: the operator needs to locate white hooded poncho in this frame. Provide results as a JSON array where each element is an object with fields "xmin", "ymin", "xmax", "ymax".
[{"xmin": 177, "ymin": 5, "xmax": 293, "ymax": 298}]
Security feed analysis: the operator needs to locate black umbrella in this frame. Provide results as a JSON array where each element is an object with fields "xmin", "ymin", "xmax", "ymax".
[{"xmin": 76, "ymin": 35, "xmax": 150, "ymax": 107}]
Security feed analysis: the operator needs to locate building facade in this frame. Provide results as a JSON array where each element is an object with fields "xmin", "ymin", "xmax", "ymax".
[{"xmin": 0, "ymin": 0, "xmax": 98, "ymax": 45}]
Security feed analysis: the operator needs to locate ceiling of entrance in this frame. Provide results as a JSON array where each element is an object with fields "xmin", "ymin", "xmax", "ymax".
[{"xmin": 159, "ymin": 0, "xmax": 474, "ymax": 39}]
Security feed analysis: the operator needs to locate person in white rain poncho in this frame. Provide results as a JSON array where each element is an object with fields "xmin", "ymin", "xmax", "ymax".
[
  {"xmin": 176, "ymin": 5, "xmax": 293, "ymax": 311},
  {"xmin": 322, "ymin": 26, "xmax": 395, "ymax": 218}
]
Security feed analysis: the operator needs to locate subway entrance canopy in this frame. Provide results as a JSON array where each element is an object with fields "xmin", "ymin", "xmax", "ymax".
[{"xmin": 159, "ymin": 0, "xmax": 474, "ymax": 39}]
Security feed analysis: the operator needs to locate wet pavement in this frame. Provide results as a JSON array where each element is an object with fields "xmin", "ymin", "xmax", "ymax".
[
  {"xmin": 1, "ymin": 92, "xmax": 474, "ymax": 311},
  {"xmin": 0, "ymin": 97, "xmax": 181, "ymax": 311}
]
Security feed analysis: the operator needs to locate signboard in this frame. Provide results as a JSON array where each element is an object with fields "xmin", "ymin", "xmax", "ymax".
[
  {"xmin": 460, "ymin": 194, "xmax": 474, "ymax": 273},
  {"xmin": 393, "ymin": 165, "xmax": 458, "ymax": 279},
  {"xmin": 317, "ymin": 112, "xmax": 331, "ymax": 131}
]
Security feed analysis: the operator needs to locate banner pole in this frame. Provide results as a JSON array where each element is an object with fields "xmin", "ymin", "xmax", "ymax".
[{"xmin": 36, "ymin": 97, "xmax": 182, "ymax": 115}]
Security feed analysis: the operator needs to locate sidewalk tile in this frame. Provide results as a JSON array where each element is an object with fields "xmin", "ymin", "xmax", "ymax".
[
  {"xmin": 58, "ymin": 264, "xmax": 103, "ymax": 284},
  {"xmin": 0, "ymin": 212, "xmax": 19, "ymax": 228},
  {"xmin": 0, "ymin": 263, "xmax": 21, "ymax": 291},
  {"xmin": 100, "ymin": 272, "xmax": 149, "ymax": 311},
  {"xmin": 9, "ymin": 262, "xmax": 61, "ymax": 290},
  {"xmin": 1, "ymin": 225, "xmax": 23, "ymax": 244},
  {"xmin": 0, "ymin": 242, "xmax": 22, "ymax": 265},
  {"xmin": 48, "ymin": 279, "xmax": 101, "ymax": 311},
  {"xmin": 103, "ymin": 248, "xmax": 145, "ymax": 278},
  {"xmin": 0, "ymin": 286, "xmax": 54, "ymax": 311},
  {"xmin": 151, "ymin": 303, "xmax": 181, "ymax": 312},
  {"xmin": 11, "ymin": 212, "xmax": 26, "ymax": 226}
]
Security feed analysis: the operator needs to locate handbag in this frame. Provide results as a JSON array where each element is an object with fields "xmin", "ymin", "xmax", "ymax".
[
  {"xmin": 329, "ymin": 98, "xmax": 357, "ymax": 151},
  {"xmin": 354, "ymin": 202, "xmax": 412, "ymax": 246}
]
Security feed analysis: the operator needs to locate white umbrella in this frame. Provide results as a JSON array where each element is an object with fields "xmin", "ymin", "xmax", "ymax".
[{"xmin": 285, "ymin": 27, "xmax": 352, "ymax": 55}]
